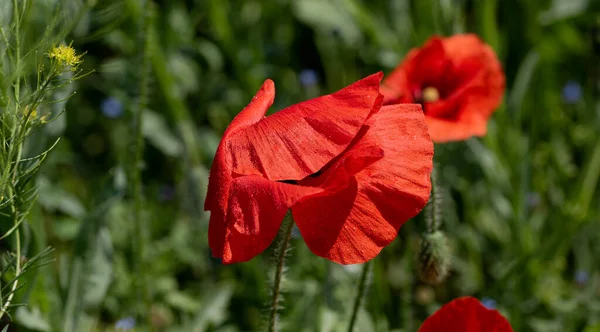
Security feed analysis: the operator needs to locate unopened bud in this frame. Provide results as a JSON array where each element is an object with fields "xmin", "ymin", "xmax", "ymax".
[{"xmin": 418, "ymin": 231, "xmax": 451, "ymax": 285}]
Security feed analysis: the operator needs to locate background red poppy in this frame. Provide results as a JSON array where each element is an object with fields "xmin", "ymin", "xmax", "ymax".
[{"xmin": 381, "ymin": 34, "xmax": 505, "ymax": 142}]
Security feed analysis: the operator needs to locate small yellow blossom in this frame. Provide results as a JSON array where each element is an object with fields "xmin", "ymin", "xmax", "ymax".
[
  {"xmin": 23, "ymin": 105, "xmax": 38, "ymax": 119},
  {"xmin": 47, "ymin": 43, "xmax": 83, "ymax": 68},
  {"xmin": 22, "ymin": 105, "xmax": 49, "ymax": 122}
]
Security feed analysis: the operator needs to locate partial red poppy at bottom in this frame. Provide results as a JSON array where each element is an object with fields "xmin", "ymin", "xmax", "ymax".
[{"xmin": 418, "ymin": 297, "xmax": 513, "ymax": 332}]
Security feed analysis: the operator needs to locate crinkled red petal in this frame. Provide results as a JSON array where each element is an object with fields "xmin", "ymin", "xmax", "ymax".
[
  {"xmin": 225, "ymin": 73, "xmax": 384, "ymax": 182},
  {"xmin": 209, "ymin": 175, "xmax": 322, "ymax": 263},
  {"xmin": 292, "ymin": 104, "xmax": 433, "ymax": 264}
]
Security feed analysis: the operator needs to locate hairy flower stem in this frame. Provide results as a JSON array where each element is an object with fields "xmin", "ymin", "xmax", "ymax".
[
  {"xmin": 267, "ymin": 214, "xmax": 294, "ymax": 332},
  {"xmin": 426, "ymin": 166, "xmax": 441, "ymax": 233},
  {"xmin": 347, "ymin": 260, "xmax": 371, "ymax": 332}
]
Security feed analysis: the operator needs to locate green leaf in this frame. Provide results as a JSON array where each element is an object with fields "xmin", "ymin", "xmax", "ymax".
[
  {"xmin": 538, "ymin": 0, "xmax": 589, "ymax": 25},
  {"xmin": 37, "ymin": 177, "xmax": 86, "ymax": 218},
  {"xmin": 166, "ymin": 291, "xmax": 201, "ymax": 313},
  {"xmin": 82, "ymin": 227, "xmax": 113, "ymax": 308},
  {"xmin": 142, "ymin": 110, "xmax": 183, "ymax": 157},
  {"xmin": 293, "ymin": 0, "xmax": 362, "ymax": 45},
  {"xmin": 15, "ymin": 307, "xmax": 50, "ymax": 331},
  {"xmin": 192, "ymin": 283, "xmax": 234, "ymax": 330}
]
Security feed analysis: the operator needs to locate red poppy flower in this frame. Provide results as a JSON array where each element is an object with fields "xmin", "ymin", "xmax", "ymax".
[
  {"xmin": 205, "ymin": 73, "xmax": 433, "ymax": 265},
  {"xmin": 381, "ymin": 34, "xmax": 505, "ymax": 142},
  {"xmin": 419, "ymin": 297, "xmax": 513, "ymax": 332}
]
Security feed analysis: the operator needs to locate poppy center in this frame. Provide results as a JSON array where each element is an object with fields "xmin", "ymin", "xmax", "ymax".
[{"xmin": 422, "ymin": 87, "xmax": 440, "ymax": 103}]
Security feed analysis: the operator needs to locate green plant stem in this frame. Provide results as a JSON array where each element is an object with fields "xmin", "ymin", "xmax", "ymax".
[
  {"xmin": 426, "ymin": 166, "xmax": 441, "ymax": 233},
  {"xmin": 0, "ymin": 0, "xmax": 24, "ymax": 321},
  {"xmin": 267, "ymin": 216, "xmax": 294, "ymax": 332},
  {"xmin": 132, "ymin": 0, "xmax": 153, "ymax": 326},
  {"xmin": 347, "ymin": 260, "xmax": 371, "ymax": 332},
  {"xmin": 0, "ymin": 186, "xmax": 21, "ymax": 320},
  {"xmin": 400, "ymin": 236, "xmax": 414, "ymax": 331},
  {"xmin": 0, "ymin": 131, "xmax": 24, "ymax": 320}
]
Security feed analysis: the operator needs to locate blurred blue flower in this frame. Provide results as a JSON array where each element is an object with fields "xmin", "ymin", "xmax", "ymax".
[
  {"xmin": 562, "ymin": 81, "xmax": 582, "ymax": 104},
  {"xmin": 574, "ymin": 270, "xmax": 588, "ymax": 286},
  {"xmin": 299, "ymin": 69, "xmax": 319, "ymax": 87},
  {"xmin": 526, "ymin": 192, "xmax": 541, "ymax": 208},
  {"xmin": 115, "ymin": 316, "xmax": 136, "ymax": 330},
  {"xmin": 101, "ymin": 97, "xmax": 123, "ymax": 118},
  {"xmin": 158, "ymin": 184, "xmax": 176, "ymax": 202},
  {"xmin": 480, "ymin": 297, "xmax": 497, "ymax": 310}
]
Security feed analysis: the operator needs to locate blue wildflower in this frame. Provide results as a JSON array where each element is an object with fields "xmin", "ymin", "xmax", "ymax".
[
  {"xmin": 562, "ymin": 81, "xmax": 582, "ymax": 104},
  {"xmin": 101, "ymin": 97, "xmax": 123, "ymax": 118},
  {"xmin": 480, "ymin": 297, "xmax": 497, "ymax": 310},
  {"xmin": 115, "ymin": 316, "xmax": 136, "ymax": 330},
  {"xmin": 574, "ymin": 270, "xmax": 588, "ymax": 286},
  {"xmin": 299, "ymin": 69, "xmax": 319, "ymax": 87}
]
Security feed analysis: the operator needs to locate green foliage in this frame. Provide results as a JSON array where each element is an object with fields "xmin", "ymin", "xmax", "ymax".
[{"xmin": 0, "ymin": 0, "xmax": 599, "ymax": 331}]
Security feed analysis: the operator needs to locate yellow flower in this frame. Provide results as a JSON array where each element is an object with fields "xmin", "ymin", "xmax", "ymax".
[{"xmin": 47, "ymin": 43, "xmax": 82, "ymax": 67}]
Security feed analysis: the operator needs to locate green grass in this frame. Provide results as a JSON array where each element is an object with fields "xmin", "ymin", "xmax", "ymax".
[{"xmin": 1, "ymin": 0, "xmax": 600, "ymax": 331}]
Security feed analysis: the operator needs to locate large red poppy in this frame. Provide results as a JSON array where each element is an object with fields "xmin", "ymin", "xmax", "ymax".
[
  {"xmin": 381, "ymin": 34, "xmax": 505, "ymax": 142},
  {"xmin": 205, "ymin": 73, "xmax": 433, "ymax": 265},
  {"xmin": 419, "ymin": 297, "xmax": 513, "ymax": 332}
]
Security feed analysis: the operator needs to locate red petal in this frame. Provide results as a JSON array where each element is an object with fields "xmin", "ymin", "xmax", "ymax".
[
  {"xmin": 418, "ymin": 297, "xmax": 513, "ymax": 332},
  {"xmin": 204, "ymin": 79, "xmax": 276, "ymax": 212},
  {"xmin": 292, "ymin": 104, "xmax": 433, "ymax": 264},
  {"xmin": 209, "ymin": 175, "xmax": 322, "ymax": 263},
  {"xmin": 425, "ymin": 103, "xmax": 488, "ymax": 142},
  {"xmin": 381, "ymin": 37, "xmax": 448, "ymax": 105},
  {"xmin": 225, "ymin": 72, "xmax": 384, "ymax": 181},
  {"xmin": 423, "ymin": 35, "xmax": 505, "ymax": 142}
]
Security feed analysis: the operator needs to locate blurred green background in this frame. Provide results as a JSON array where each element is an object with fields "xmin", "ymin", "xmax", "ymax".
[{"xmin": 1, "ymin": 0, "xmax": 600, "ymax": 331}]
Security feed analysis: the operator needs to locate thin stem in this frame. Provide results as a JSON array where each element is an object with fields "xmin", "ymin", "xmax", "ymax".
[
  {"xmin": 0, "ymin": 143, "xmax": 23, "ymax": 319},
  {"xmin": 400, "ymin": 234, "xmax": 414, "ymax": 331},
  {"xmin": 425, "ymin": 165, "xmax": 441, "ymax": 234},
  {"xmin": 132, "ymin": 0, "xmax": 153, "ymax": 327},
  {"xmin": 0, "ymin": 0, "xmax": 24, "ymax": 321},
  {"xmin": 267, "ymin": 214, "xmax": 294, "ymax": 332},
  {"xmin": 347, "ymin": 260, "xmax": 371, "ymax": 332}
]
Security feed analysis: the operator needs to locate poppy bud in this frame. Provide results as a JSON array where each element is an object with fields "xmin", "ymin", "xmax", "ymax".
[{"xmin": 418, "ymin": 231, "xmax": 451, "ymax": 285}]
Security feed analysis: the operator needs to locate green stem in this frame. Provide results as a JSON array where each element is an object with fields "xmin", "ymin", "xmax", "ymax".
[
  {"xmin": 347, "ymin": 260, "xmax": 371, "ymax": 332},
  {"xmin": 267, "ymin": 214, "xmax": 294, "ymax": 332},
  {"xmin": 400, "ymin": 235, "xmax": 414, "ymax": 331},
  {"xmin": 425, "ymin": 165, "xmax": 441, "ymax": 233},
  {"xmin": 132, "ymin": 0, "xmax": 152, "ymax": 326},
  {"xmin": 0, "ymin": 0, "xmax": 24, "ymax": 321}
]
